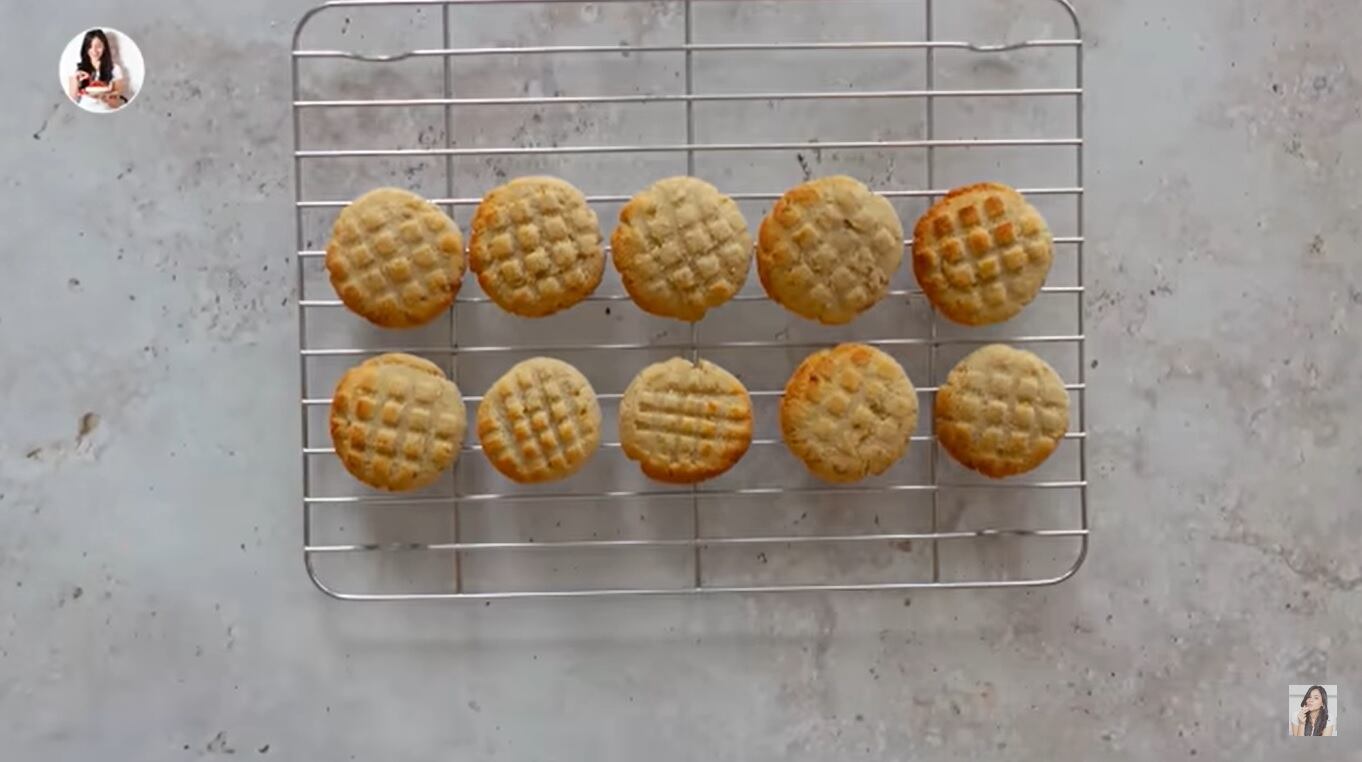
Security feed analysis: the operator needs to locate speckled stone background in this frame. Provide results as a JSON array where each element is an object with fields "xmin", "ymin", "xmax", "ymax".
[{"xmin": 2, "ymin": 1, "xmax": 1359, "ymax": 759}]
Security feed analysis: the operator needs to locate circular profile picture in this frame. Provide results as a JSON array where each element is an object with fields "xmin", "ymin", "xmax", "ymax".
[{"xmin": 58, "ymin": 28, "xmax": 145, "ymax": 113}]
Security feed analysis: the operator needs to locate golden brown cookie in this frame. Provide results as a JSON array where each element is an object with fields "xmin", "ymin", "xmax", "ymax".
[
  {"xmin": 934, "ymin": 344, "xmax": 1069, "ymax": 478},
  {"xmin": 468, "ymin": 176, "xmax": 604, "ymax": 317},
  {"xmin": 325, "ymin": 188, "xmax": 465, "ymax": 328},
  {"xmin": 618, "ymin": 357, "xmax": 753, "ymax": 483},
  {"xmin": 780, "ymin": 344, "xmax": 918, "ymax": 483},
  {"xmin": 911, "ymin": 182, "xmax": 1053, "ymax": 325},
  {"xmin": 329, "ymin": 353, "xmax": 466, "ymax": 491},
  {"xmin": 476, "ymin": 357, "xmax": 602, "ymax": 483},
  {"xmin": 757, "ymin": 176, "xmax": 904, "ymax": 325},
  {"xmin": 611, "ymin": 177, "xmax": 752, "ymax": 321}
]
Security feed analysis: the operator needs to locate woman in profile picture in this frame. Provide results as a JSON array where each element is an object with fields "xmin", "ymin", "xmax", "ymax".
[
  {"xmin": 66, "ymin": 29, "xmax": 126, "ymax": 111},
  {"xmin": 1291, "ymin": 685, "xmax": 1335, "ymax": 736}
]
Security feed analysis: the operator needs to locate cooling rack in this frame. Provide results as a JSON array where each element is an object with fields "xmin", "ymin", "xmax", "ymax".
[{"xmin": 292, "ymin": 0, "xmax": 1087, "ymax": 599}]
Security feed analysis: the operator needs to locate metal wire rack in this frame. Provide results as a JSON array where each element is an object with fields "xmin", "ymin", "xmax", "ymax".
[{"xmin": 293, "ymin": 0, "xmax": 1087, "ymax": 599}]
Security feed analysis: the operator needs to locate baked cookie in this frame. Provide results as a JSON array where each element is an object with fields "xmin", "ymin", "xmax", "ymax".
[
  {"xmin": 329, "ymin": 353, "xmax": 466, "ymax": 491},
  {"xmin": 911, "ymin": 182, "xmax": 1053, "ymax": 325},
  {"xmin": 611, "ymin": 177, "xmax": 752, "ymax": 321},
  {"xmin": 780, "ymin": 343, "xmax": 918, "ymax": 483},
  {"xmin": 325, "ymin": 187, "xmax": 465, "ymax": 328},
  {"xmin": 619, "ymin": 357, "xmax": 753, "ymax": 483},
  {"xmin": 757, "ymin": 176, "xmax": 904, "ymax": 325},
  {"xmin": 476, "ymin": 357, "xmax": 602, "ymax": 483},
  {"xmin": 934, "ymin": 344, "xmax": 1069, "ymax": 478},
  {"xmin": 469, "ymin": 176, "xmax": 604, "ymax": 317}
]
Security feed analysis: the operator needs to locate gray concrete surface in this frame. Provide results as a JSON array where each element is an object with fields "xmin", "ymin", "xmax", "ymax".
[{"xmin": 2, "ymin": 0, "xmax": 1359, "ymax": 759}]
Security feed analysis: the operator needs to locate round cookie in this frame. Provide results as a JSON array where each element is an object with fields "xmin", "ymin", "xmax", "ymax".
[
  {"xmin": 757, "ymin": 176, "xmax": 904, "ymax": 325},
  {"xmin": 780, "ymin": 343, "xmax": 918, "ymax": 483},
  {"xmin": 329, "ymin": 353, "xmax": 467, "ymax": 491},
  {"xmin": 325, "ymin": 187, "xmax": 465, "ymax": 329},
  {"xmin": 611, "ymin": 177, "xmax": 752, "ymax": 321},
  {"xmin": 934, "ymin": 344, "xmax": 1069, "ymax": 478},
  {"xmin": 468, "ymin": 176, "xmax": 604, "ymax": 317},
  {"xmin": 476, "ymin": 357, "xmax": 602, "ymax": 483},
  {"xmin": 911, "ymin": 182, "xmax": 1053, "ymax": 325},
  {"xmin": 619, "ymin": 357, "xmax": 753, "ymax": 483}
]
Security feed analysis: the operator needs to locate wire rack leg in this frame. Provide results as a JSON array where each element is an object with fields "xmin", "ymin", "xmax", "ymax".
[
  {"xmin": 294, "ymin": 42, "xmax": 315, "ymax": 577},
  {"xmin": 1074, "ymin": 25, "xmax": 1090, "ymax": 566}
]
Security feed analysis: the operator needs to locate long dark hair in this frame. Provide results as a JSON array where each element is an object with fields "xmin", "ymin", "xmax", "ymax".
[
  {"xmin": 77, "ymin": 29, "xmax": 113, "ymax": 83},
  {"xmin": 1301, "ymin": 685, "xmax": 1330, "ymax": 736}
]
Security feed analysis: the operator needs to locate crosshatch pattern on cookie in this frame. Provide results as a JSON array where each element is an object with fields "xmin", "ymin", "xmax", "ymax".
[
  {"xmin": 326, "ymin": 188, "xmax": 465, "ymax": 328},
  {"xmin": 477, "ymin": 358, "xmax": 602, "ymax": 483},
  {"xmin": 781, "ymin": 344, "xmax": 919, "ymax": 483},
  {"xmin": 935, "ymin": 344, "xmax": 1069, "ymax": 478},
  {"xmin": 470, "ymin": 177, "xmax": 604, "ymax": 317},
  {"xmin": 757, "ymin": 176, "xmax": 904, "ymax": 325},
  {"xmin": 912, "ymin": 183, "xmax": 1053, "ymax": 326},
  {"xmin": 613, "ymin": 177, "xmax": 752, "ymax": 322},
  {"xmin": 330, "ymin": 354, "xmax": 466, "ymax": 491}
]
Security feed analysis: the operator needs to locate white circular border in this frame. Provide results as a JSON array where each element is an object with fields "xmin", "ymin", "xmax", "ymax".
[{"xmin": 58, "ymin": 27, "xmax": 146, "ymax": 114}]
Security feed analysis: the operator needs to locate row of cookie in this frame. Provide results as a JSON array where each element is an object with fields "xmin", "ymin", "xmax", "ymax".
[
  {"xmin": 324, "ymin": 176, "xmax": 1054, "ymax": 329},
  {"xmin": 328, "ymin": 344, "xmax": 1070, "ymax": 492}
]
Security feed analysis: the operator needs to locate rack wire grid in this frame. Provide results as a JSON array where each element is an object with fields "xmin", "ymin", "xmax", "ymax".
[{"xmin": 293, "ymin": 0, "xmax": 1087, "ymax": 600}]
